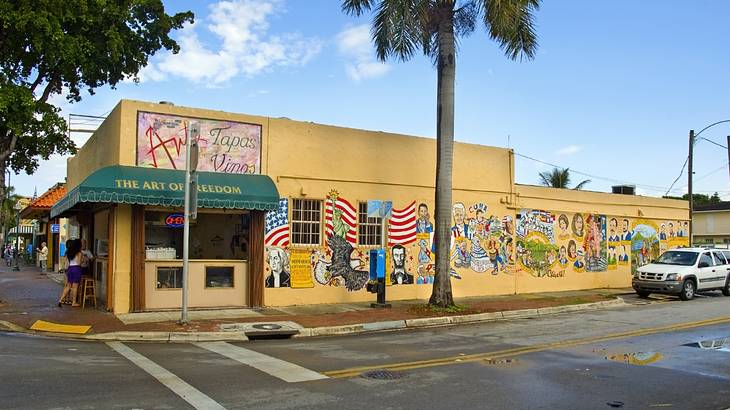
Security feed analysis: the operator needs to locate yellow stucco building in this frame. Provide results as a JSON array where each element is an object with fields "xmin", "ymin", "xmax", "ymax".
[
  {"xmin": 693, "ymin": 202, "xmax": 730, "ymax": 246},
  {"xmin": 52, "ymin": 100, "xmax": 689, "ymax": 314}
]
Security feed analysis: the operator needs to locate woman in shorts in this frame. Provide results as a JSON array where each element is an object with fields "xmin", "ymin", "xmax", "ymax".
[{"xmin": 58, "ymin": 239, "xmax": 82, "ymax": 307}]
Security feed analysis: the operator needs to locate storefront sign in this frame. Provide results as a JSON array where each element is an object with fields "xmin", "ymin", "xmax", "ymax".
[
  {"xmin": 51, "ymin": 224, "xmax": 60, "ymax": 233},
  {"xmin": 289, "ymin": 249, "xmax": 314, "ymax": 288},
  {"xmin": 165, "ymin": 213, "xmax": 185, "ymax": 228},
  {"xmin": 137, "ymin": 112, "xmax": 261, "ymax": 175},
  {"xmin": 114, "ymin": 178, "xmax": 243, "ymax": 194}
]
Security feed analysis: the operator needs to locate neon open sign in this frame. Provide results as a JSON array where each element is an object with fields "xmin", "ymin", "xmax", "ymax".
[{"xmin": 165, "ymin": 213, "xmax": 185, "ymax": 228}]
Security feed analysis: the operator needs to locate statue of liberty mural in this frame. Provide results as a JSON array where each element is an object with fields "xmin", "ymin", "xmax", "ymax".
[{"xmin": 332, "ymin": 208, "xmax": 348, "ymax": 238}]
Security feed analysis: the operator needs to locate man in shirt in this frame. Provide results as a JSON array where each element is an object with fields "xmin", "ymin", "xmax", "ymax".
[{"xmin": 38, "ymin": 242, "xmax": 48, "ymax": 272}]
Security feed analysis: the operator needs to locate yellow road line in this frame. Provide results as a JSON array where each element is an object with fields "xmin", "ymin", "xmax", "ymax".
[{"xmin": 323, "ymin": 315, "xmax": 730, "ymax": 378}]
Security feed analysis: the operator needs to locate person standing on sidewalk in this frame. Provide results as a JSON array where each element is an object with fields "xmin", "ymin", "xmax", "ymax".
[
  {"xmin": 58, "ymin": 239, "xmax": 82, "ymax": 307},
  {"xmin": 38, "ymin": 242, "xmax": 48, "ymax": 272},
  {"xmin": 80, "ymin": 239, "xmax": 94, "ymax": 277}
]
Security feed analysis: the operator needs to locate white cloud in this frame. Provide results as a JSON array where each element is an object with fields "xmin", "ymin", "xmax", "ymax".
[
  {"xmin": 139, "ymin": 0, "xmax": 322, "ymax": 85},
  {"xmin": 336, "ymin": 25, "xmax": 390, "ymax": 82},
  {"xmin": 555, "ymin": 144, "xmax": 582, "ymax": 156}
]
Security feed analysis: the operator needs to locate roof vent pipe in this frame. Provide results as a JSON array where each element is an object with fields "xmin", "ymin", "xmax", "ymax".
[{"xmin": 159, "ymin": 101, "xmax": 175, "ymax": 106}]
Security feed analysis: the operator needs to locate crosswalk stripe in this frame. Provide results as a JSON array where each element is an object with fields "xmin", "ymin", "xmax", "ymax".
[
  {"xmin": 107, "ymin": 342, "xmax": 226, "ymax": 410},
  {"xmin": 195, "ymin": 341, "xmax": 328, "ymax": 383}
]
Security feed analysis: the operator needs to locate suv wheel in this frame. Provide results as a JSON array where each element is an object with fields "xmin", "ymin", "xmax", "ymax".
[
  {"xmin": 679, "ymin": 279, "xmax": 695, "ymax": 301},
  {"xmin": 722, "ymin": 276, "xmax": 730, "ymax": 297},
  {"xmin": 636, "ymin": 291, "xmax": 650, "ymax": 298}
]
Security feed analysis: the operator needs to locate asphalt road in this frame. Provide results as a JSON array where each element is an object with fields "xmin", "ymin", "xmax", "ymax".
[{"xmin": 2, "ymin": 292, "xmax": 730, "ymax": 410}]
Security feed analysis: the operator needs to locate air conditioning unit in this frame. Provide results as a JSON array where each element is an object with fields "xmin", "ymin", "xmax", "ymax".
[{"xmin": 612, "ymin": 185, "xmax": 636, "ymax": 195}]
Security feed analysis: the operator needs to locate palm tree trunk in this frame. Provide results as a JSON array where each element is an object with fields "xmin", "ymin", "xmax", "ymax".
[{"xmin": 429, "ymin": 4, "xmax": 456, "ymax": 308}]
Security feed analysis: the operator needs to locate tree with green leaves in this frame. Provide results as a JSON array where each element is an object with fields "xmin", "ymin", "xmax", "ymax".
[
  {"xmin": 0, "ymin": 0, "xmax": 193, "ymax": 201},
  {"xmin": 342, "ymin": 0, "xmax": 540, "ymax": 307},
  {"xmin": 0, "ymin": 185, "xmax": 20, "ymax": 243},
  {"xmin": 539, "ymin": 167, "xmax": 591, "ymax": 190}
]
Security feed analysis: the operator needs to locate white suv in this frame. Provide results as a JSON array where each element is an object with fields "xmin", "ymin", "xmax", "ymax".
[{"xmin": 632, "ymin": 247, "xmax": 730, "ymax": 300}]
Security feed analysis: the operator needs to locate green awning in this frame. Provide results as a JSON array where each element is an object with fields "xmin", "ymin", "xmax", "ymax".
[{"xmin": 51, "ymin": 165, "xmax": 280, "ymax": 217}]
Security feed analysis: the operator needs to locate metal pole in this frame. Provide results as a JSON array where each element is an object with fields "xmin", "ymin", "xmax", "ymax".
[
  {"xmin": 13, "ymin": 210, "xmax": 20, "ymax": 271},
  {"xmin": 180, "ymin": 125, "xmax": 192, "ymax": 325},
  {"xmin": 726, "ymin": 135, "xmax": 730, "ymax": 181},
  {"xmin": 688, "ymin": 130, "xmax": 694, "ymax": 246}
]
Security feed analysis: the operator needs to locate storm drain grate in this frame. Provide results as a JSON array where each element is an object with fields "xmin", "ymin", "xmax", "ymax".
[
  {"xmin": 361, "ymin": 369, "xmax": 404, "ymax": 380},
  {"xmin": 252, "ymin": 323, "xmax": 283, "ymax": 330},
  {"xmin": 484, "ymin": 358, "xmax": 517, "ymax": 365}
]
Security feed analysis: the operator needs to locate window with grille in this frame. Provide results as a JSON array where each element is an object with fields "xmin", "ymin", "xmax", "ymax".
[
  {"xmin": 291, "ymin": 199, "xmax": 322, "ymax": 245},
  {"xmin": 358, "ymin": 202, "xmax": 382, "ymax": 246}
]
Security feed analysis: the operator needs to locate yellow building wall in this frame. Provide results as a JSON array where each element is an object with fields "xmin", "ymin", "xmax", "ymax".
[
  {"xmin": 693, "ymin": 211, "xmax": 730, "ymax": 244},
  {"xmin": 69, "ymin": 100, "xmax": 691, "ymax": 309},
  {"xmin": 113, "ymin": 205, "xmax": 133, "ymax": 314}
]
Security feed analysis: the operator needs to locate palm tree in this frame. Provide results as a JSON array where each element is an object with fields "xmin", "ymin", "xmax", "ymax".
[
  {"xmin": 342, "ymin": 0, "xmax": 540, "ymax": 307},
  {"xmin": 538, "ymin": 167, "xmax": 591, "ymax": 190}
]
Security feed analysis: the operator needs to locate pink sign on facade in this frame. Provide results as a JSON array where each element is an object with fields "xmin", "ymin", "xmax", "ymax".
[{"xmin": 136, "ymin": 111, "xmax": 262, "ymax": 174}]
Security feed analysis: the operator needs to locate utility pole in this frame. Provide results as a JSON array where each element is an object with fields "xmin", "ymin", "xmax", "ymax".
[
  {"xmin": 180, "ymin": 122, "xmax": 199, "ymax": 325},
  {"xmin": 688, "ymin": 129, "xmax": 694, "ymax": 246},
  {"xmin": 727, "ymin": 135, "xmax": 730, "ymax": 181}
]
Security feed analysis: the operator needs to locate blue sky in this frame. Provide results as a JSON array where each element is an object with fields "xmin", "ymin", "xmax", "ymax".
[{"xmin": 18, "ymin": 0, "xmax": 730, "ymax": 200}]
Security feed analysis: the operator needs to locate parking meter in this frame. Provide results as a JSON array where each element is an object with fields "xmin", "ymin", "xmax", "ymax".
[{"xmin": 366, "ymin": 249, "xmax": 391, "ymax": 308}]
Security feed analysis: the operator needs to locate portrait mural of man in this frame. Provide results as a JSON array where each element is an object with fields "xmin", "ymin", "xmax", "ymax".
[
  {"xmin": 451, "ymin": 202, "xmax": 470, "ymax": 239},
  {"xmin": 390, "ymin": 244, "xmax": 414, "ymax": 285},
  {"xmin": 265, "ymin": 247, "xmax": 291, "ymax": 288},
  {"xmin": 416, "ymin": 203, "xmax": 433, "ymax": 233}
]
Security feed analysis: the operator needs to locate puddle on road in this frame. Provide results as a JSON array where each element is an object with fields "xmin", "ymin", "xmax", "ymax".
[
  {"xmin": 604, "ymin": 352, "xmax": 664, "ymax": 366},
  {"xmin": 685, "ymin": 337, "xmax": 730, "ymax": 352}
]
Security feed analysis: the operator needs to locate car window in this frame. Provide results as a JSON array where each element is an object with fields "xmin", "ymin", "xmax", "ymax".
[
  {"xmin": 723, "ymin": 251, "xmax": 730, "ymax": 263},
  {"xmin": 713, "ymin": 251, "xmax": 727, "ymax": 265},
  {"xmin": 655, "ymin": 251, "xmax": 698, "ymax": 266},
  {"xmin": 699, "ymin": 253, "xmax": 714, "ymax": 267}
]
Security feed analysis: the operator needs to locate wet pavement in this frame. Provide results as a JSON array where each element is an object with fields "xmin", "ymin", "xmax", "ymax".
[{"xmin": 2, "ymin": 291, "xmax": 730, "ymax": 409}]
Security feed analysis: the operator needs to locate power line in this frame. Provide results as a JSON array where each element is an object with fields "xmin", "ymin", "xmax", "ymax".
[
  {"xmin": 514, "ymin": 152, "xmax": 680, "ymax": 194},
  {"xmin": 664, "ymin": 155, "xmax": 690, "ymax": 196},
  {"xmin": 698, "ymin": 137, "xmax": 728, "ymax": 150}
]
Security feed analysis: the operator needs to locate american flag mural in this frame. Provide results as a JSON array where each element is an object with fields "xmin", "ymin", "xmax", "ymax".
[
  {"xmin": 264, "ymin": 198, "xmax": 289, "ymax": 247},
  {"xmin": 388, "ymin": 201, "xmax": 417, "ymax": 246},
  {"xmin": 325, "ymin": 194, "xmax": 357, "ymax": 245}
]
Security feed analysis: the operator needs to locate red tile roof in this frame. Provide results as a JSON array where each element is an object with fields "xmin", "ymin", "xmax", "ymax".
[{"xmin": 20, "ymin": 183, "xmax": 66, "ymax": 218}]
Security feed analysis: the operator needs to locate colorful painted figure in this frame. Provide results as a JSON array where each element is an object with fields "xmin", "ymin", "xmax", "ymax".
[
  {"xmin": 265, "ymin": 247, "xmax": 291, "ymax": 288},
  {"xmin": 469, "ymin": 236, "xmax": 490, "ymax": 272},
  {"xmin": 621, "ymin": 219, "xmax": 633, "ymax": 241},
  {"xmin": 572, "ymin": 213, "xmax": 584, "ymax": 237},
  {"xmin": 390, "ymin": 245, "xmax": 413, "ymax": 285},
  {"xmin": 574, "ymin": 249, "xmax": 586, "ymax": 270},
  {"xmin": 558, "ymin": 214, "xmax": 570, "ymax": 241},
  {"xmin": 451, "ymin": 202, "xmax": 470, "ymax": 239},
  {"xmin": 659, "ymin": 224, "xmax": 667, "ymax": 240},
  {"xmin": 416, "ymin": 203, "xmax": 433, "ymax": 233},
  {"xmin": 452, "ymin": 240, "xmax": 471, "ymax": 268}
]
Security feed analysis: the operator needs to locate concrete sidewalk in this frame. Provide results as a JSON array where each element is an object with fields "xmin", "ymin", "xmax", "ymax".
[{"xmin": 0, "ymin": 264, "xmax": 633, "ymax": 342}]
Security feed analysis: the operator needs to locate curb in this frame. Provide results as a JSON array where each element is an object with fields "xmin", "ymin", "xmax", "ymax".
[{"xmin": 0, "ymin": 298, "xmax": 627, "ymax": 342}]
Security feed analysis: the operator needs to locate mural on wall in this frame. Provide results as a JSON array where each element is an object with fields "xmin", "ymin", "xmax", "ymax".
[
  {"xmin": 136, "ymin": 112, "xmax": 261, "ymax": 174},
  {"xmin": 630, "ymin": 220, "xmax": 661, "ymax": 274},
  {"xmin": 264, "ymin": 199, "xmax": 289, "ymax": 248},
  {"xmin": 416, "ymin": 233, "xmax": 434, "ymax": 284},
  {"xmin": 325, "ymin": 234, "xmax": 369, "ymax": 291},
  {"xmin": 325, "ymin": 190, "xmax": 357, "ymax": 245},
  {"xmin": 389, "ymin": 202, "xmax": 417, "ymax": 246},
  {"xmin": 447, "ymin": 202, "xmax": 513, "ymax": 276},
  {"xmin": 390, "ymin": 244, "xmax": 414, "ymax": 284},
  {"xmin": 584, "ymin": 214, "xmax": 607, "ymax": 272},
  {"xmin": 265, "ymin": 247, "xmax": 291, "ymax": 288},
  {"xmin": 607, "ymin": 217, "xmax": 620, "ymax": 270},
  {"xmin": 516, "ymin": 209, "xmax": 561, "ymax": 277},
  {"xmin": 289, "ymin": 249, "xmax": 314, "ymax": 288}
]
